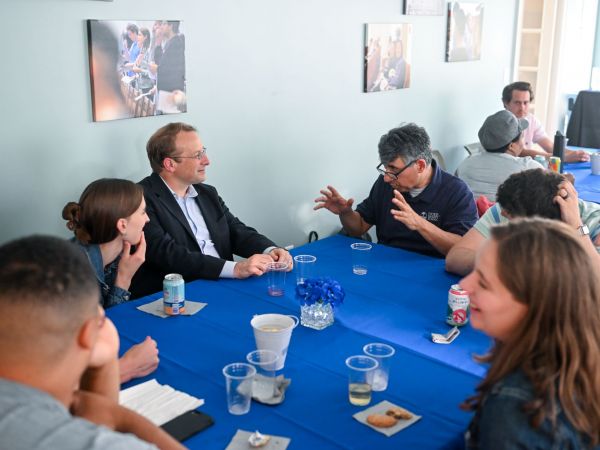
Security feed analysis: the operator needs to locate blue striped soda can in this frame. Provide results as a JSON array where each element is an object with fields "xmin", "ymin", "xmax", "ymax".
[{"xmin": 163, "ymin": 273, "xmax": 185, "ymax": 315}]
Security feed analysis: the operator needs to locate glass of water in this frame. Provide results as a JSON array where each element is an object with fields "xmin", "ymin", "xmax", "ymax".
[
  {"xmin": 246, "ymin": 350, "xmax": 279, "ymax": 400},
  {"xmin": 363, "ymin": 343, "xmax": 395, "ymax": 391},
  {"xmin": 351, "ymin": 243, "xmax": 372, "ymax": 275},
  {"xmin": 222, "ymin": 363, "xmax": 256, "ymax": 415},
  {"xmin": 345, "ymin": 355, "xmax": 378, "ymax": 406}
]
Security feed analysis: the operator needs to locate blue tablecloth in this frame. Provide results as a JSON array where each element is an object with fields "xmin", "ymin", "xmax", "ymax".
[
  {"xmin": 566, "ymin": 147, "xmax": 600, "ymax": 203},
  {"xmin": 108, "ymin": 235, "xmax": 490, "ymax": 449}
]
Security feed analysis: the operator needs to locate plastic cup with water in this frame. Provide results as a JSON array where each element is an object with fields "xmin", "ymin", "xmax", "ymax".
[
  {"xmin": 363, "ymin": 343, "xmax": 395, "ymax": 391},
  {"xmin": 293, "ymin": 254, "xmax": 316, "ymax": 285},
  {"xmin": 351, "ymin": 243, "xmax": 372, "ymax": 275},
  {"xmin": 222, "ymin": 362, "xmax": 256, "ymax": 415},
  {"xmin": 267, "ymin": 262, "xmax": 288, "ymax": 296},
  {"xmin": 345, "ymin": 355, "xmax": 378, "ymax": 406}
]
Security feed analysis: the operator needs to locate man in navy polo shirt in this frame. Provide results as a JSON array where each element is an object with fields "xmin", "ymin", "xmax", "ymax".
[{"xmin": 314, "ymin": 123, "xmax": 477, "ymax": 257}]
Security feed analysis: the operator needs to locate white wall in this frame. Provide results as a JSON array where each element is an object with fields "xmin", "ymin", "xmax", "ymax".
[{"xmin": 0, "ymin": 0, "xmax": 516, "ymax": 247}]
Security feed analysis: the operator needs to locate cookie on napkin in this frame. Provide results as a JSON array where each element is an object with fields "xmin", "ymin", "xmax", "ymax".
[{"xmin": 353, "ymin": 400, "xmax": 421, "ymax": 437}]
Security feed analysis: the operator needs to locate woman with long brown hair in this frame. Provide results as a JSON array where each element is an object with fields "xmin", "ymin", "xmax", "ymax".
[
  {"xmin": 460, "ymin": 218, "xmax": 600, "ymax": 448},
  {"xmin": 63, "ymin": 178, "xmax": 159, "ymax": 384}
]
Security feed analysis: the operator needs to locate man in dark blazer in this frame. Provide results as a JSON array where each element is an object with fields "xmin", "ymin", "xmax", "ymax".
[{"xmin": 131, "ymin": 122, "xmax": 292, "ymax": 298}]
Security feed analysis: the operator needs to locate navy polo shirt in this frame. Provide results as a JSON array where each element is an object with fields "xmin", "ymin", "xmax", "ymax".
[{"xmin": 355, "ymin": 160, "xmax": 477, "ymax": 257}]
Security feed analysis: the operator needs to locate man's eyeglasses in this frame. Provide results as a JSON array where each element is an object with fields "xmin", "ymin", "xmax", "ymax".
[
  {"xmin": 170, "ymin": 147, "xmax": 207, "ymax": 161},
  {"xmin": 376, "ymin": 160, "xmax": 415, "ymax": 180}
]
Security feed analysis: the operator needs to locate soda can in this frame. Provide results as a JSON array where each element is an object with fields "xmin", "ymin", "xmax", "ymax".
[
  {"xmin": 548, "ymin": 156, "xmax": 561, "ymax": 173},
  {"xmin": 163, "ymin": 273, "xmax": 185, "ymax": 315},
  {"xmin": 446, "ymin": 284, "xmax": 469, "ymax": 326},
  {"xmin": 534, "ymin": 155, "xmax": 548, "ymax": 169}
]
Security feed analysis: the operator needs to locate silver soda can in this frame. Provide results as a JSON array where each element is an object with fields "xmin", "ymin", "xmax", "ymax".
[
  {"xmin": 446, "ymin": 284, "xmax": 470, "ymax": 326},
  {"xmin": 163, "ymin": 274, "xmax": 185, "ymax": 315}
]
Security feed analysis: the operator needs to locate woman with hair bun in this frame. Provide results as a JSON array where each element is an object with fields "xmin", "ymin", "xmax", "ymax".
[
  {"xmin": 63, "ymin": 178, "xmax": 148, "ymax": 308},
  {"xmin": 461, "ymin": 218, "xmax": 600, "ymax": 449},
  {"xmin": 63, "ymin": 178, "xmax": 159, "ymax": 383}
]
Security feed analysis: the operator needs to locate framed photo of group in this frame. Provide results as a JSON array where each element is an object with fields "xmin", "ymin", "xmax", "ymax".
[
  {"xmin": 87, "ymin": 19, "xmax": 187, "ymax": 122},
  {"xmin": 364, "ymin": 23, "xmax": 413, "ymax": 93}
]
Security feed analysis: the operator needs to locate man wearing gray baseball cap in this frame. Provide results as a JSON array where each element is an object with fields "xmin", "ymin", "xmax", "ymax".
[{"xmin": 456, "ymin": 110, "xmax": 544, "ymax": 201}]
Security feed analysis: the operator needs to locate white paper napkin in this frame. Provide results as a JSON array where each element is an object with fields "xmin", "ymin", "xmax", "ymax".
[
  {"xmin": 119, "ymin": 379, "xmax": 204, "ymax": 426},
  {"xmin": 136, "ymin": 299, "xmax": 207, "ymax": 318}
]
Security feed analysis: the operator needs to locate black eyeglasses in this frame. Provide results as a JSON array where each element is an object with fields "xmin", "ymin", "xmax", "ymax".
[
  {"xmin": 376, "ymin": 160, "xmax": 415, "ymax": 180},
  {"xmin": 170, "ymin": 147, "xmax": 207, "ymax": 161}
]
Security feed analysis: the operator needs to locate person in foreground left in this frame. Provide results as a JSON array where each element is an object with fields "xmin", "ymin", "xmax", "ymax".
[
  {"xmin": 0, "ymin": 236, "xmax": 183, "ymax": 450},
  {"xmin": 460, "ymin": 219, "xmax": 600, "ymax": 448}
]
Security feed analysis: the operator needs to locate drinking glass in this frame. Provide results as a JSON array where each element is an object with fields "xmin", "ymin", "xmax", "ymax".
[
  {"xmin": 363, "ymin": 343, "xmax": 395, "ymax": 391},
  {"xmin": 246, "ymin": 349, "xmax": 279, "ymax": 400},
  {"xmin": 345, "ymin": 355, "xmax": 378, "ymax": 406},
  {"xmin": 222, "ymin": 363, "xmax": 256, "ymax": 415},
  {"xmin": 267, "ymin": 262, "xmax": 288, "ymax": 296},
  {"xmin": 351, "ymin": 243, "xmax": 372, "ymax": 275},
  {"xmin": 293, "ymin": 254, "xmax": 317, "ymax": 285}
]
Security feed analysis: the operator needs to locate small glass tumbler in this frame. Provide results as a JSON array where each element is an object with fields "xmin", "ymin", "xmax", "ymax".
[
  {"xmin": 345, "ymin": 355, "xmax": 378, "ymax": 406},
  {"xmin": 267, "ymin": 262, "xmax": 288, "ymax": 296},
  {"xmin": 222, "ymin": 363, "xmax": 256, "ymax": 415},
  {"xmin": 363, "ymin": 343, "xmax": 395, "ymax": 391},
  {"xmin": 293, "ymin": 254, "xmax": 317, "ymax": 285},
  {"xmin": 351, "ymin": 243, "xmax": 372, "ymax": 275}
]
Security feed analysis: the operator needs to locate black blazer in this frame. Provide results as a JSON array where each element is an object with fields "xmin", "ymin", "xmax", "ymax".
[{"xmin": 130, "ymin": 173, "xmax": 276, "ymax": 298}]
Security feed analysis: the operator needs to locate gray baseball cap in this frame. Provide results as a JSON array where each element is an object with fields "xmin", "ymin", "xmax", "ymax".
[{"xmin": 478, "ymin": 110, "xmax": 529, "ymax": 151}]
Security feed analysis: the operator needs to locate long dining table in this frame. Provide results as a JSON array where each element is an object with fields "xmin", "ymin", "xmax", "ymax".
[{"xmin": 108, "ymin": 235, "xmax": 491, "ymax": 449}]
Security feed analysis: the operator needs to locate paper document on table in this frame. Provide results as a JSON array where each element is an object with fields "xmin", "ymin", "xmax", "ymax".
[{"xmin": 119, "ymin": 379, "xmax": 204, "ymax": 426}]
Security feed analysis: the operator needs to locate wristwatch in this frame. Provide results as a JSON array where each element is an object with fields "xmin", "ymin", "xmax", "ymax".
[{"xmin": 578, "ymin": 224, "xmax": 590, "ymax": 236}]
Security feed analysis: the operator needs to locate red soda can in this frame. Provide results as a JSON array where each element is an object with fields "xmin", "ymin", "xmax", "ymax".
[{"xmin": 446, "ymin": 284, "xmax": 470, "ymax": 326}]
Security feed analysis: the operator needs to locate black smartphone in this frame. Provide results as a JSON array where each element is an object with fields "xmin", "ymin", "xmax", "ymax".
[{"xmin": 160, "ymin": 410, "xmax": 214, "ymax": 442}]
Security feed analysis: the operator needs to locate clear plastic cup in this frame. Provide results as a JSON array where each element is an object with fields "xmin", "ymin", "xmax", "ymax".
[
  {"xmin": 351, "ymin": 243, "xmax": 372, "ymax": 275},
  {"xmin": 267, "ymin": 262, "xmax": 288, "ymax": 296},
  {"xmin": 363, "ymin": 343, "xmax": 395, "ymax": 391},
  {"xmin": 293, "ymin": 254, "xmax": 317, "ymax": 285},
  {"xmin": 246, "ymin": 349, "xmax": 279, "ymax": 400},
  {"xmin": 345, "ymin": 355, "xmax": 378, "ymax": 406},
  {"xmin": 222, "ymin": 362, "xmax": 256, "ymax": 415}
]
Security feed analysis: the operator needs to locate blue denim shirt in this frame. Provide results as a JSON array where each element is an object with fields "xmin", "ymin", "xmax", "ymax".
[
  {"xmin": 466, "ymin": 370, "xmax": 597, "ymax": 450},
  {"xmin": 73, "ymin": 240, "xmax": 131, "ymax": 308}
]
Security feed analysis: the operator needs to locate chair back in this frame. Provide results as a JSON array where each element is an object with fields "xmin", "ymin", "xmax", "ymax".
[
  {"xmin": 431, "ymin": 150, "xmax": 446, "ymax": 170},
  {"xmin": 566, "ymin": 90, "xmax": 600, "ymax": 148},
  {"xmin": 464, "ymin": 142, "xmax": 483, "ymax": 156}
]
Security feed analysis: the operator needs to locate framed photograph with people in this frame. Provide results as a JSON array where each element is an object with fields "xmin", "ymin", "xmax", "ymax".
[
  {"xmin": 445, "ymin": 2, "xmax": 484, "ymax": 62},
  {"xmin": 363, "ymin": 23, "xmax": 413, "ymax": 93},
  {"xmin": 87, "ymin": 19, "xmax": 187, "ymax": 122}
]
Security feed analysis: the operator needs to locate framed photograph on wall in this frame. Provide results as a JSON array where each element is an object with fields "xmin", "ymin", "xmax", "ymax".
[
  {"xmin": 364, "ymin": 23, "xmax": 413, "ymax": 93},
  {"xmin": 404, "ymin": 0, "xmax": 445, "ymax": 16},
  {"xmin": 445, "ymin": 2, "xmax": 484, "ymax": 62},
  {"xmin": 87, "ymin": 19, "xmax": 186, "ymax": 122}
]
